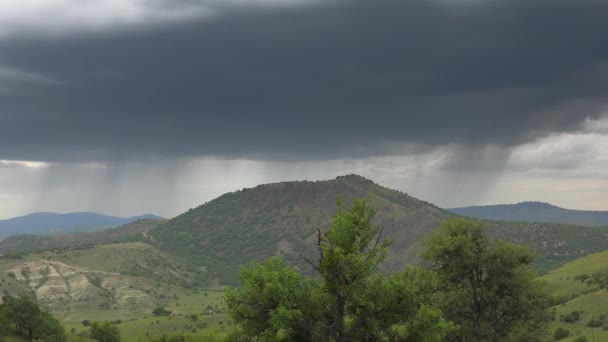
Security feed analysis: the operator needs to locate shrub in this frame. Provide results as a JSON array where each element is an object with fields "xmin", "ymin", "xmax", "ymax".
[
  {"xmin": 563, "ymin": 311, "xmax": 582, "ymax": 323},
  {"xmin": 152, "ymin": 307, "xmax": 172, "ymax": 316},
  {"xmin": 588, "ymin": 318, "xmax": 603, "ymax": 327},
  {"xmin": 553, "ymin": 327, "xmax": 570, "ymax": 341}
]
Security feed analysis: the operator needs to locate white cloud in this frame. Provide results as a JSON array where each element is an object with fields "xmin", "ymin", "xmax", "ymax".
[
  {"xmin": 583, "ymin": 114, "xmax": 608, "ymax": 134},
  {"xmin": 0, "ymin": 0, "xmax": 318, "ymax": 39},
  {"xmin": 0, "ymin": 159, "xmax": 50, "ymax": 169}
]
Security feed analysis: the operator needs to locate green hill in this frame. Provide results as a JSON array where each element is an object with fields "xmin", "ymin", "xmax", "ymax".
[
  {"xmin": 543, "ymin": 250, "xmax": 608, "ymax": 341},
  {"xmin": 149, "ymin": 175, "xmax": 450, "ymax": 284},
  {"xmin": 149, "ymin": 175, "xmax": 608, "ymax": 284},
  {"xmin": 0, "ymin": 242, "xmax": 231, "ymax": 340}
]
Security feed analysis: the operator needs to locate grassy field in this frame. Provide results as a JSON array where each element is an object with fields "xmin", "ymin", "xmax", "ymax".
[
  {"xmin": 543, "ymin": 250, "xmax": 608, "ymax": 341},
  {"xmin": 59, "ymin": 288, "xmax": 233, "ymax": 341}
]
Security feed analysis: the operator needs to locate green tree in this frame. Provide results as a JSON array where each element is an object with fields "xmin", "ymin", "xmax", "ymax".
[
  {"xmin": 3, "ymin": 295, "xmax": 42, "ymax": 339},
  {"xmin": 89, "ymin": 321, "xmax": 121, "ymax": 342},
  {"xmin": 0, "ymin": 295, "xmax": 65, "ymax": 341},
  {"xmin": 422, "ymin": 218, "xmax": 552, "ymax": 341},
  {"xmin": 34, "ymin": 311, "xmax": 66, "ymax": 342},
  {"xmin": 227, "ymin": 198, "xmax": 452, "ymax": 341},
  {"xmin": 0, "ymin": 305, "xmax": 10, "ymax": 340}
]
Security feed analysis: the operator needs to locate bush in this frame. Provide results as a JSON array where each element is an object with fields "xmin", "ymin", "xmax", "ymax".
[
  {"xmin": 563, "ymin": 311, "xmax": 582, "ymax": 323},
  {"xmin": 553, "ymin": 327, "xmax": 570, "ymax": 340},
  {"xmin": 588, "ymin": 318, "xmax": 603, "ymax": 327},
  {"xmin": 152, "ymin": 307, "xmax": 172, "ymax": 316},
  {"xmin": 573, "ymin": 337, "xmax": 588, "ymax": 342}
]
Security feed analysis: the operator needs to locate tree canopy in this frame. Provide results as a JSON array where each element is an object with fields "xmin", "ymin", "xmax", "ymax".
[
  {"xmin": 226, "ymin": 198, "xmax": 453, "ymax": 341},
  {"xmin": 89, "ymin": 321, "xmax": 121, "ymax": 342},
  {"xmin": 0, "ymin": 295, "xmax": 65, "ymax": 341},
  {"xmin": 422, "ymin": 217, "xmax": 552, "ymax": 341}
]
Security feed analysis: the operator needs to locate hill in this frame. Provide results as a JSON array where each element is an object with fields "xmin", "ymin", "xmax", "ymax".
[
  {"xmin": 0, "ymin": 212, "xmax": 164, "ymax": 239},
  {"xmin": 149, "ymin": 175, "xmax": 608, "ymax": 284},
  {"xmin": 0, "ymin": 219, "xmax": 167, "ymax": 255},
  {"xmin": 542, "ymin": 250, "xmax": 608, "ymax": 341},
  {"xmin": 150, "ymin": 175, "xmax": 450, "ymax": 284},
  {"xmin": 0, "ymin": 241, "xmax": 233, "ymax": 340},
  {"xmin": 449, "ymin": 201, "xmax": 608, "ymax": 226}
]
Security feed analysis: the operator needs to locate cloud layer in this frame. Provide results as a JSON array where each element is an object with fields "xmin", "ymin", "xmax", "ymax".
[
  {"xmin": 0, "ymin": 0, "xmax": 607, "ymax": 162},
  {"xmin": 1, "ymin": 0, "xmax": 608, "ymax": 217}
]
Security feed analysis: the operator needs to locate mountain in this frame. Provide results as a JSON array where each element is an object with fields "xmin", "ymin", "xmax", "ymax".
[
  {"xmin": 149, "ymin": 174, "xmax": 450, "ymax": 284},
  {"xmin": 0, "ymin": 218, "xmax": 167, "ymax": 255},
  {"xmin": 448, "ymin": 201, "xmax": 608, "ymax": 226},
  {"xmin": 148, "ymin": 175, "xmax": 608, "ymax": 284},
  {"xmin": 0, "ymin": 212, "xmax": 164, "ymax": 238}
]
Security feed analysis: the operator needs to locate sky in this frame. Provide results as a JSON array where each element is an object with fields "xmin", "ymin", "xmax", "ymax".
[{"xmin": 1, "ymin": 0, "xmax": 608, "ymax": 218}]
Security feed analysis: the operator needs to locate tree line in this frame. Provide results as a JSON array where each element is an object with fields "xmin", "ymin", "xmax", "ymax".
[{"xmin": 226, "ymin": 198, "xmax": 553, "ymax": 341}]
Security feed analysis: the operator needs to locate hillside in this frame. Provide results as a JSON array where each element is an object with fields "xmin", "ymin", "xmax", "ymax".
[
  {"xmin": 0, "ymin": 219, "xmax": 167, "ymax": 255},
  {"xmin": 449, "ymin": 201, "xmax": 608, "ymax": 226},
  {"xmin": 150, "ymin": 175, "xmax": 450, "ymax": 284},
  {"xmin": 543, "ymin": 250, "xmax": 608, "ymax": 341},
  {"xmin": 0, "ymin": 241, "xmax": 232, "ymax": 340},
  {"xmin": 149, "ymin": 175, "xmax": 608, "ymax": 284},
  {"xmin": 0, "ymin": 212, "xmax": 164, "ymax": 239}
]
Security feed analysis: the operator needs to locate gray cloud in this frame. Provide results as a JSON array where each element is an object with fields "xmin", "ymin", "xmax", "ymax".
[{"xmin": 0, "ymin": 0, "xmax": 607, "ymax": 162}]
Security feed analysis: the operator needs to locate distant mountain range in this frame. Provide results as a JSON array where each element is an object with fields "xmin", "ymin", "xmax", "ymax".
[
  {"xmin": 448, "ymin": 201, "xmax": 608, "ymax": 226},
  {"xmin": 0, "ymin": 212, "xmax": 164, "ymax": 238}
]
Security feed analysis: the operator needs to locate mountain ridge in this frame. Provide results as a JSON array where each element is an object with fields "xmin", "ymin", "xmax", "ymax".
[
  {"xmin": 449, "ymin": 201, "xmax": 608, "ymax": 226},
  {"xmin": 0, "ymin": 212, "xmax": 164, "ymax": 238}
]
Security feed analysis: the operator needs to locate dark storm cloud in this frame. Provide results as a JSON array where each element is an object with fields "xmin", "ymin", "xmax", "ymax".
[{"xmin": 1, "ymin": 0, "xmax": 608, "ymax": 162}]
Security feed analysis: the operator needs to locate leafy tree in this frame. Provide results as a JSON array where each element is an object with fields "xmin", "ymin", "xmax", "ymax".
[
  {"xmin": 422, "ymin": 218, "xmax": 552, "ymax": 341},
  {"xmin": 0, "ymin": 295, "xmax": 65, "ymax": 341},
  {"xmin": 89, "ymin": 321, "xmax": 121, "ymax": 342},
  {"xmin": 3, "ymin": 295, "xmax": 42, "ymax": 339},
  {"xmin": 227, "ymin": 198, "xmax": 452, "ymax": 341},
  {"xmin": 0, "ymin": 306, "xmax": 10, "ymax": 340},
  {"xmin": 34, "ymin": 311, "xmax": 66, "ymax": 342}
]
